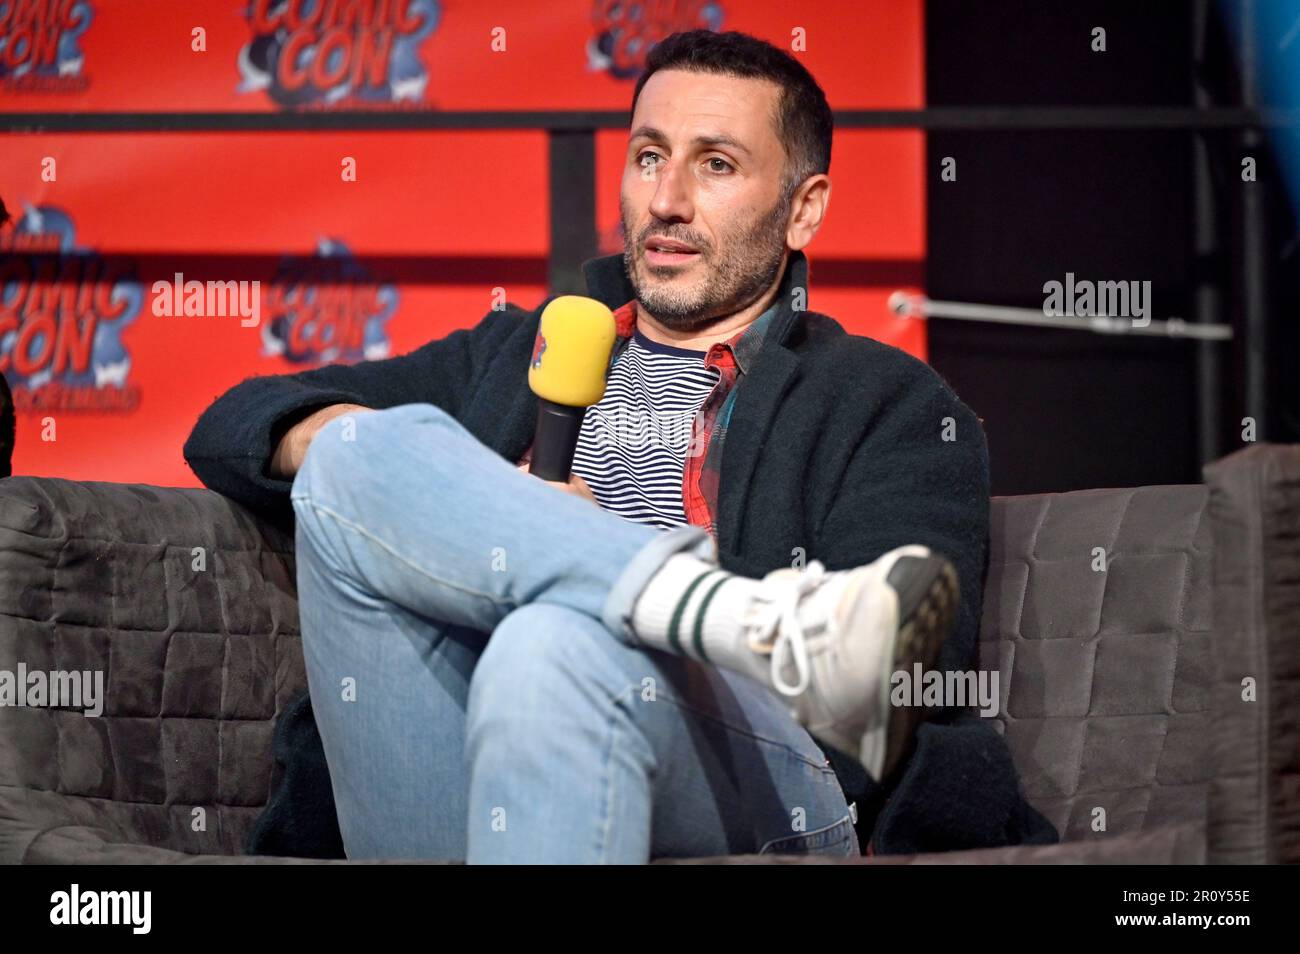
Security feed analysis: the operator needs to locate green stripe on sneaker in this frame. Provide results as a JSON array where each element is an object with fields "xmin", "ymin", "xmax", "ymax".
[
  {"xmin": 667, "ymin": 570, "xmax": 719, "ymax": 657},
  {"xmin": 691, "ymin": 575, "xmax": 731, "ymax": 663}
]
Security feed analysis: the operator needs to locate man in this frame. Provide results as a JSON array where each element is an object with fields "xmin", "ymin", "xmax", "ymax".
[{"xmin": 185, "ymin": 30, "xmax": 1052, "ymax": 863}]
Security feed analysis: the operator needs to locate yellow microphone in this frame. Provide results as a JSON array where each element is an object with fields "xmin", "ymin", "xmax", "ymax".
[{"xmin": 527, "ymin": 295, "xmax": 617, "ymax": 481}]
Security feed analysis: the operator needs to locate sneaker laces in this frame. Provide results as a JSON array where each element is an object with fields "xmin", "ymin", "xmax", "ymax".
[{"xmin": 742, "ymin": 560, "xmax": 829, "ymax": 698}]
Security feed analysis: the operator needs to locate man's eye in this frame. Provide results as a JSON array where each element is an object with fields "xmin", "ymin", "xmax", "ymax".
[
  {"xmin": 707, "ymin": 157, "xmax": 733, "ymax": 173},
  {"xmin": 637, "ymin": 151, "xmax": 660, "ymax": 168}
]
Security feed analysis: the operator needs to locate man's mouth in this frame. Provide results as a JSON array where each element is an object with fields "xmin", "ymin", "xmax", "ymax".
[{"xmin": 644, "ymin": 238, "xmax": 701, "ymax": 267}]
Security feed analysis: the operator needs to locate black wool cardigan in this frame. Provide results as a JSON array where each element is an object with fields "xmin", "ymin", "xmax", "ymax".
[{"xmin": 183, "ymin": 249, "xmax": 1058, "ymax": 857}]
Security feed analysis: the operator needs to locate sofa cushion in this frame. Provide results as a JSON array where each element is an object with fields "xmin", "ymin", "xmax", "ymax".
[
  {"xmin": 977, "ymin": 484, "xmax": 1212, "ymax": 840},
  {"xmin": 0, "ymin": 478, "xmax": 301, "ymax": 862}
]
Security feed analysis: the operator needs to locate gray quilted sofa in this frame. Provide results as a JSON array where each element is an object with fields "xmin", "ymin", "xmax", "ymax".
[{"xmin": 1, "ymin": 444, "xmax": 1297, "ymax": 865}]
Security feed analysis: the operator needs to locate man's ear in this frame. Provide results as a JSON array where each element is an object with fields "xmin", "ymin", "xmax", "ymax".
[{"xmin": 787, "ymin": 175, "xmax": 831, "ymax": 252}]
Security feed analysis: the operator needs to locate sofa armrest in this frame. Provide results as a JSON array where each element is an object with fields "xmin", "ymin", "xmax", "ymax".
[
  {"xmin": 0, "ymin": 477, "xmax": 304, "ymax": 861},
  {"xmin": 1204, "ymin": 444, "xmax": 1300, "ymax": 864}
]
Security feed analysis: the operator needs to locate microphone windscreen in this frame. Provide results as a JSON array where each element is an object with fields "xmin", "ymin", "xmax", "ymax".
[{"xmin": 527, "ymin": 295, "xmax": 617, "ymax": 407}]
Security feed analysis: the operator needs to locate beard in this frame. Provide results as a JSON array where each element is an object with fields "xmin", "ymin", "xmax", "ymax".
[{"xmin": 620, "ymin": 190, "xmax": 791, "ymax": 333}]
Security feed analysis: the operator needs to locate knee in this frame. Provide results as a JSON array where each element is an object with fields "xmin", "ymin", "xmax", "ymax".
[
  {"xmin": 467, "ymin": 605, "xmax": 626, "ymax": 730},
  {"xmin": 296, "ymin": 402, "xmax": 426, "ymax": 480},
  {"xmin": 472, "ymin": 605, "xmax": 598, "ymax": 692},
  {"xmin": 291, "ymin": 402, "xmax": 454, "ymax": 508},
  {"xmin": 291, "ymin": 408, "xmax": 364, "ymax": 506}
]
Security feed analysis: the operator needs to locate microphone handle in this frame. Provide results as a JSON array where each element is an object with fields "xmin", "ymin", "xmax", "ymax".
[{"xmin": 529, "ymin": 398, "xmax": 588, "ymax": 482}]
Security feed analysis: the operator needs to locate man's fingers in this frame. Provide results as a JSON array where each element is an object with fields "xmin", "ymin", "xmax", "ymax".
[{"xmin": 516, "ymin": 462, "xmax": 595, "ymax": 504}]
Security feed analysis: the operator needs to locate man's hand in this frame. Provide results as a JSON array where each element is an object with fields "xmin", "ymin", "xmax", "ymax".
[
  {"xmin": 516, "ymin": 461, "xmax": 598, "ymax": 506},
  {"xmin": 270, "ymin": 403, "xmax": 374, "ymax": 479}
]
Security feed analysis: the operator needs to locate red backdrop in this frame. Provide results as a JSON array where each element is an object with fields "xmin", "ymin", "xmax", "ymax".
[{"xmin": 0, "ymin": 0, "xmax": 925, "ymax": 486}]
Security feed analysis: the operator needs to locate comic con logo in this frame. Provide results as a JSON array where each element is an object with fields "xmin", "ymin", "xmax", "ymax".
[
  {"xmin": 0, "ymin": 204, "xmax": 142, "ymax": 413},
  {"xmin": 238, "ymin": 0, "xmax": 439, "ymax": 108},
  {"xmin": 261, "ymin": 239, "xmax": 396, "ymax": 364},
  {"xmin": 0, "ymin": 0, "xmax": 93, "ymax": 93},
  {"xmin": 588, "ymin": 1, "xmax": 723, "ymax": 78}
]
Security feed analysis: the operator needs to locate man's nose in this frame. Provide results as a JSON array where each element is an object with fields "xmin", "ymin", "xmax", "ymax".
[{"xmin": 648, "ymin": 157, "xmax": 694, "ymax": 223}]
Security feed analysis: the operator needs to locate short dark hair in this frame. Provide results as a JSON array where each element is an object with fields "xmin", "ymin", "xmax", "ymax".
[{"xmin": 630, "ymin": 30, "xmax": 833, "ymax": 203}]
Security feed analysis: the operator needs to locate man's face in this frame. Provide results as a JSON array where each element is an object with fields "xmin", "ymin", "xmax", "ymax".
[{"xmin": 621, "ymin": 69, "xmax": 792, "ymax": 332}]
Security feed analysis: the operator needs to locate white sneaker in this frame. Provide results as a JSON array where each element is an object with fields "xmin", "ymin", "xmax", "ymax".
[{"xmin": 740, "ymin": 545, "xmax": 958, "ymax": 782}]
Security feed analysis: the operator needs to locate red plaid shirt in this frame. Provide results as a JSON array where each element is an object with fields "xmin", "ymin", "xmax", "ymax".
[{"xmin": 520, "ymin": 298, "xmax": 779, "ymax": 538}]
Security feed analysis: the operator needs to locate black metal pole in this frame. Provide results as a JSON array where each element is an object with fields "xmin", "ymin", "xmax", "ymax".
[
  {"xmin": 2, "ymin": 106, "xmax": 1294, "ymax": 134},
  {"xmin": 1238, "ymin": 0, "xmax": 1271, "ymax": 442},
  {"xmin": 1192, "ymin": 0, "xmax": 1225, "ymax": 464},
  {"xmin": 547, "ymin": 129, "xmax": 597, "ymax": 296}
]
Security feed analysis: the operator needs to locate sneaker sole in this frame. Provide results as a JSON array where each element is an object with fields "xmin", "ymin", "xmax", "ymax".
[{"xmin": 873, "ymin": 554, "xmax": 959, "ymax": 782}]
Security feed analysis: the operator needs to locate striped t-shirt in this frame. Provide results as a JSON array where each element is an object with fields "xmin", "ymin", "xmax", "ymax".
[{"xmin": 570, "ymin": 327, "xmax": 719, "ymax": 530}]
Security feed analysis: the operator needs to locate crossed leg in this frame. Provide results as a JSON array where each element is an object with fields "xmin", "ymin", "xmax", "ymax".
[{"xmin": 290, "ymin": 402, "xmax": 857, "ymax": 862}]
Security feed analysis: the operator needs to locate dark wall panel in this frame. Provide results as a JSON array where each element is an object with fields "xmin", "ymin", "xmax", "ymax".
[{"xmin": 925, "ymin": 0, "xmax": 1203, "ymax": 495}]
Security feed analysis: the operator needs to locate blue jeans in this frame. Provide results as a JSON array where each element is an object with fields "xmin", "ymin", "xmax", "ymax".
[{"xmin": 289, "ymin": 402, "xmax": 858, "ymax": 863}]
